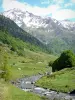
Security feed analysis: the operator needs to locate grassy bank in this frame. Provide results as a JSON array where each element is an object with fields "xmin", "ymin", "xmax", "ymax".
[
  {"xmin": 36, "ymin": 67, "xmax": 75, "ymax": 93},
  {"xmin": 0, "ymin": 80, "xmax": 48, "ymax": 100}
]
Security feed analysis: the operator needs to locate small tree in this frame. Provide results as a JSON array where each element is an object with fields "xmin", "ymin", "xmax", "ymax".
[
  {"xmin": 1, "ymin": 54, "xmax": 11, "ymax": 81},
  {"xmin": 52, "ymin": 50, "xmax": 75, "ymax": 72}
]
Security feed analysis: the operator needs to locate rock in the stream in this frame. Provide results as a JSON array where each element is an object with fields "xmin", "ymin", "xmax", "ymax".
[{"xmin": 70, "ymin": 90, "xmax": 75, "ymax": 95}]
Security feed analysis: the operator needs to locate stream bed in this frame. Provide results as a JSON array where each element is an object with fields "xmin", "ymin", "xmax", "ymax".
[{"xmin": 13, "ymin": 74, "xmax": 75, "ymax": 100}]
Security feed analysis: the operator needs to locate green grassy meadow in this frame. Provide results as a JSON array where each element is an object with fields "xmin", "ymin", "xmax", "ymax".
[
  {"xmin": 0, "ymin": 44, "xmax": 56, "ymax": 100},
  {"xmin": 0, "ymin": 44, "xmax": 56, "ymax": 79},
  {"xmin": 0, "ymin": 79, "xmax": 47, "ymax": 100},
  {"xmin": 36, "ymin": 67, "xmax": 75, "ymax": 93}
]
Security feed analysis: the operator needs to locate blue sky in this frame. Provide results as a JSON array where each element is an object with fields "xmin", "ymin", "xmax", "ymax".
[{"xmin": 0, "ymin": 0, "xmax": 75, "ymax": 21}]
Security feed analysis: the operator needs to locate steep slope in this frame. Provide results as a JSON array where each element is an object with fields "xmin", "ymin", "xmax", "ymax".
[
  {"xmin": 0, "ymin": 15, "xmax": 49, "ymax": 53},
  {"xmin": 2, "ymin": 9, "xmax": 75, "ymax": 54}
]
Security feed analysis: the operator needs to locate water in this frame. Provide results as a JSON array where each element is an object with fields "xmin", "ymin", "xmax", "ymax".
[{"xmin": 14, "ymin": 75, "xmax": 75, "ymax": 100}]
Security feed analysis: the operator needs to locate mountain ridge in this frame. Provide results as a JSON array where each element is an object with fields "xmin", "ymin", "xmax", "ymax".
[
  {"xmin": 0, "ymin": 15, "xmax": 49, "ymax": 54},
  {"xmin": 1, "ymin": 8, "xmax": 75, "ymax": 54},
  {"xmin": 2, "ymin": 8, "xmax": 75, "ymax": 29}
]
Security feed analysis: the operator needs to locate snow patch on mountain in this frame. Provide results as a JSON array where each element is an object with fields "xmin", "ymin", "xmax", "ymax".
[
  {"xmin": 60, "ymin": 20, "xmax": 75, "ymax": 29},
  {"xmin": 2, "ymin": 8, "xmax": 75, "ymax": 30}
]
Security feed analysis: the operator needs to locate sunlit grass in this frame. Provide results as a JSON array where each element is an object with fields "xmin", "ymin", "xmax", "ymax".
[
  {"xmin": 0, "ymin": 80, "xmax": 45, "ymax": 100},
  {"xmin": 36, "ymin": 68, "xmax": 75, "ymax": 93},
  {"xmin": 0, "ymin": 44, "xmax": 56, "ymax": 100}
]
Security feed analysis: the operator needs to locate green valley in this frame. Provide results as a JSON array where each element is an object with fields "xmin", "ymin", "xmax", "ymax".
[
  {"xmin": 0, "ymin": 41, "xmax": 56, "ymax": 100},
  {"xmin": 0, "ymin": 14, "xmax": 75, "ymax": 100},
  {"xmin": 0, "ymin": 15, "xmax": 56, "ymax": 100}
]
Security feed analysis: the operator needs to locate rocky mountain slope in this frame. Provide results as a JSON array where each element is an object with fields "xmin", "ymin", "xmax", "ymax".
[
  {"xmin": 0, "ymin": 15, "xmax": 49, "ymax": 54},
  {"xmin": 2, "ymin": 8, "xmax": 75, "ymax": 54}
]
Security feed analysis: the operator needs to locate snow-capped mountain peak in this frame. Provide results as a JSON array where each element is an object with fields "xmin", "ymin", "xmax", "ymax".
[
  {"xmin": 2, "ymin": 9, "xmax": 48, "ymax": 28},
  {"xmin": 2, "ymin": 8, "xmax": 75, "ymax": 30}
]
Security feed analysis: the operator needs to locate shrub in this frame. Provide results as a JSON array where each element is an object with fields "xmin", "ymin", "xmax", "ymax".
[
  {"xmin": 48, "ymin": 61, "xmax": 54, "ymax": 67},
  {"xmin": 21, "ymin": 61, "xmax": 25, "ymax": 63},
  {"xmin": 52, "ymin": 50, "xmax": 75, "ymax": 72}
]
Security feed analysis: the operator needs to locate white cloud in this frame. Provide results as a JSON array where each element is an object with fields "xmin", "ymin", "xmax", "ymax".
[
  {"xmin": 65, "ymin": 3, "xmax": 73, "ymax": 7},
  {"xmin": 72, "ymin": 0, "xmax": 75, "ymax": 3},
  {"xmin": 52, "ymin": 9, "xmax": 75, "ymax": 20},
  {"xmin": 41, "ymin": 0, "xmax": 50, "ymax": 4},
  {"xmin": 28, "ymin": 5, "xmax": 60, "ymax": 16},
  {"xmin": 2, "ymin": 0, "xmax": 75, "ymax": 20},
  {"xmin": 41, "ymin": 0, "xmax": 64, "ymax": 5},
  {"xmin": 2, "ymin": 0, "xmax": 60, "ymax": 16},
  {"xmin": 2, "ymin": 0, "xmax": 15, "ymax": 10},
  {"xmin": 53, "ymin": 0, "xmax": 64, "ymax": 4},
  {"xmin": 2, "ymin": 0, "xmax": 26, "ymax": 11}
]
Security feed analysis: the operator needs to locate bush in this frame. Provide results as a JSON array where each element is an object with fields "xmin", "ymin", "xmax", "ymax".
[
  {"xmin": 48, "ymin": 61, "xmax": 54, "ymax": 67},
  {"xmin": 52, "ymin": 50, "xmax": 75, "ymax": 72}
]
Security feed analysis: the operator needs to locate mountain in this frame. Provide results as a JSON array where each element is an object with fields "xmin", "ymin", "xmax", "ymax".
[
  {"xmin": 2, "ymin": 8, "xmax": 75, "ymax": 54},
  {"xmin": 60, "ymin": 20, "xmax": 75, "ymax": 30},
  {"xmin": 0, "ymin": 15, "xmax": 49, "ymax": 54},
  {"xmin": 2, "ymin": 8, "xmax": 75, "ymax": 30}
]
